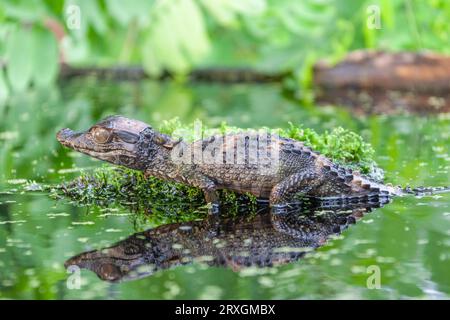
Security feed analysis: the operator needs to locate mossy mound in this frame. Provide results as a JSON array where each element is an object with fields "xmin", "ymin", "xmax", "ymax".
[{"xmin": 53, "ymin": 166, "xmax": 258, "ymax": 224}]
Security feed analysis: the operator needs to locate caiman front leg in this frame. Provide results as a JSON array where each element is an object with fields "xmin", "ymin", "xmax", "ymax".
[
  {"xmin": 189, "ymin": 175, "xmax": 220, "ymax": 214},
  {"xmin": 269, "ymin": 172, "xmax": 323, "ymax": 212},
  {"xmin": 203, "ymin": 186, "xmax": 220, "ymax": 215}
]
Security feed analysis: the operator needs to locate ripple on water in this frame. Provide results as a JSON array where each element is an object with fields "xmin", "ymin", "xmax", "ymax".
[
  {"xmin": 238, "ymin": 266, "xmax": 278, "ymax": 277},
  {"xmin": 258, "ymin": 276, "xmax": 275, "ymax": 288},
  {"xmin": 7, "ymin": 179, "xmax": 28, "ymax": 185},
  {"xmin": 71, "ymin": 221, "xmax": 95, "ymax": 225},
  {"xmin": 98, "ymin": 212, "xmax": 130, "ymax": 218},
  {"xmin": 0, "ymin": 220, "xmax": 26, "ymax": 225},
  {"xmin": 198, "ymin": 286, "xmax": 223, "ymax": 300},
  {"xmin": 46, "ymin": 213, "xmax": 70, "ymax": 218}
]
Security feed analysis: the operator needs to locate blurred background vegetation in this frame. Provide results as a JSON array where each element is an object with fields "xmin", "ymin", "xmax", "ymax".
[
  {"xmin": 0, "ymin": 0, "xmax": 450, "ymax": 300},
  {"xmin": 0, "ymin": 0, "xmax": 449, "ymax": 105}
]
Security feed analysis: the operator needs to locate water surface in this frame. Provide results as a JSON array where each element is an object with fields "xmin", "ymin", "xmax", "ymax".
[{"xmin": 0, "ymin": 80, "xmax": 449, "ymax": 299}]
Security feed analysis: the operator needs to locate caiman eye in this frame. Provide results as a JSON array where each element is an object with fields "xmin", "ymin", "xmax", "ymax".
[
  {"xmin": 116, "ymin": 130, "xmax": 139, "ymax": 144},
  {"xmin": 92, "ymin": 128, "xmax": 112, "ymax": 144}
]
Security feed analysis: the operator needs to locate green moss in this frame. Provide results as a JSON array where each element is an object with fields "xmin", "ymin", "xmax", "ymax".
[
  {"xmin": 52, "ymin": 166, "xmax": 258, "ymax": 224},
  {"xmin": 159, "ymin": 118, "xmax": 377, "ymax": 174},
  {"xmin": 54, "ymin": 119, "xmax": 382, "ymax": 224}
]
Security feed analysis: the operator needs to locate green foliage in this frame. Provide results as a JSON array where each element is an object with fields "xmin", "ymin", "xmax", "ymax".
[
  {"xmin": 241, "ymin": 0, "xmax": 339, "ymax": 70},
  {"xmin": 1, "ymin": 0, "xmax": 449, "ymax": 108},
  {"xmin": 142, "ymin": 0, "xmax": 210, "ymax": 75},
  {"xmin": 159, "ymin": 118, "xmax": 377, "ymax": 173},
  {"xmin": 279, "ymin": 123, "xmax": 376, "ymax": 173},
  {"xmin": 5, "ymin": 25, "xmax": 33, "ymax": 92},
  {"xmin": 0, "ymin": 8, "xmax": 59, "ymax": 101},
  {"xmin": 0, "ymin": 67, "xmax": 9, "ymax": 107}
]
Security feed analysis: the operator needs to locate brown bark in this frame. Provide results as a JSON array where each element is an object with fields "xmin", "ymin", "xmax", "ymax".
[
  {"xmin": 59, "ymin": 64, "xmax": 287, "ymax": 83},
  {"xmin": 58, "ymin": 50, "xmax": 450, "ymax": 114},
  {"xmin": 313, "ymin": 50, "xmax": 450, "ymax": 114}
]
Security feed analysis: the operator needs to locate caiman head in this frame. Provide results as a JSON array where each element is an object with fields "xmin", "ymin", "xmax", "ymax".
[
  {"xmin": 64, "ymin": 239, "xmax": 156, "ymax": 282},
  {"xmin": 64, "ymin": 231, "xmax": 186, "ymax": 282},
  {"xmin": 56, "ymin": 115, "xmax": 181, "ymax": 170}
]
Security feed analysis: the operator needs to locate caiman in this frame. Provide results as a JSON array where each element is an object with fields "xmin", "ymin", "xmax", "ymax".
[
  {"xmin": 56, "ymin": 115, "xmax": 449, "ymax": 212},
  {"xmin": 65, "ymin": 201, "xmax": 388, "ymax": 282}
]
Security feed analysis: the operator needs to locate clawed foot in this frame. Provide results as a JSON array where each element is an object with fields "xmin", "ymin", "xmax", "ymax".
[
  {"xmin": 271, "ymin": 204, "xmax": 290, "ymax": 215},
  {"xmin": 206, "ymin": 203, "xmax": 221, "ymax": 238},
  {"xmin": 207, "ymin": 202, "xmax": 221, "ymax": 215}
]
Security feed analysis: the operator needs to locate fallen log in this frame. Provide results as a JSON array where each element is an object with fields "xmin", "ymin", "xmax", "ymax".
[
  {"xmin": 58, "ymin": 50, "xmax": 450, "ymax": 114},
  {"xmin": 59, "ymin": 64, "xmax": 287, "ymax": 83},
  {"xmin": 313, "ymin": 50, "xmax": 450, "ymax": 114}
]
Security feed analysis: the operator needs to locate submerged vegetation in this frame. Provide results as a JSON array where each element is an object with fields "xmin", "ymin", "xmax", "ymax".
[{"xmin": 52, "ymin": 119, "xmax": 381, "ymax": 224}]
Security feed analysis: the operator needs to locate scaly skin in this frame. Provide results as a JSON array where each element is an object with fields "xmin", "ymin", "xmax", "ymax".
[
  {"xmin": 64, "ymin": 200, "xmax": 388, "ymax": 282},
  {"xmin": 56, "ymin": 115, "xmax": 447, "ymax": 209}
]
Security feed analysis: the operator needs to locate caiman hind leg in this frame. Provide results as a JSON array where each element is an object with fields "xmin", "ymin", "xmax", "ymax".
[
  {"xmin": 270, "ymin": 210, "xmax": 319, "ymax": 243},
  {"xmin": 269, "ymin": 172, "xmax": 323, "ymax": 212}
]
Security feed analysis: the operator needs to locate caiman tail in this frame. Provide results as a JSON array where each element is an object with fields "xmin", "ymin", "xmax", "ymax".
[
  {"xmin": 401, "ymin": 186, "xmax": 450, "ymax": 196},
  {"xmin": 344, "ymin": 167, "xmax": 450, "ymax": 198}
]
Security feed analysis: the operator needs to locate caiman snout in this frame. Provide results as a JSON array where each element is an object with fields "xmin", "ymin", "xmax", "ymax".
[
  {"xmin": 65, "ymin": 251, "xmax": 125, "ymax": 282},
  {"xmin": 56, "ymin": 128, "xmax": 79, "ymax": 146},
  {"xmin": 56, "ymin": 128, "xmax": 73, "ymax": 144}
]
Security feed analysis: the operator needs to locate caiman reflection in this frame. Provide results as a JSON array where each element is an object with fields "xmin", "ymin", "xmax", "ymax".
[{"xmin": 65, "ymin": 198, "xmax": 390, "ymax": 282}]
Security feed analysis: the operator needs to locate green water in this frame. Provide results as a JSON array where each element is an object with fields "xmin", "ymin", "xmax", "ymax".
[{"xmin": 0, "ymin": 80, "xmax": 449, "ymax": 299}]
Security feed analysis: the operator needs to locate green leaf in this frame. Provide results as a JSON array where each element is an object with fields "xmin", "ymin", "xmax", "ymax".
[
  {"xmin": 5, "ymin": 26, "xmax": 33, "ymax": 92},
  {"xmin": 199, "ymin": 0, "xmax": 265, "ymax": 27},
  {"xmin": 142, "ymin": 32, "xmax": 162, "ymax": 76},
  {"xmin": 142, "ymin": 0, "xmax": 210, "ymax": 75},
  {"xmin": 200, "ymin": 0, "xmax": 237, "ymax": 26},
  {"xmin": 31, "ymin": 27, "xmax": 59, "ymax": 87},
  {"xmin": 177, "ymin": 0, "xmax": 210, "ymax": 62},
  {"xmin": 0, "ymin": 67, "xmax": 9, "ymax": 107},
  {"xmin": 170, "ymin": 0, "xmax": 205, "ymax": 62},
  {"xmin": 105, "ymin": 0, "xmax": 153, "ymax": 27},
  {"xmin": 151, "ymin": 13, "xmax": 189, "ymax": 72},
  {"xmin": 2, "ymin": 0, "xmax": 49, "ymax": 22}
]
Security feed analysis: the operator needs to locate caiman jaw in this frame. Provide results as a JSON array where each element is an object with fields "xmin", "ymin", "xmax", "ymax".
[
  {"xmin": 56, "ymin": 128, "xmax": 84, "ymax": 150},
  {"xmin": 65, "ymin": 245, "xmax": 155, "ymax": 282},
  {"xmin": 56, "ymin": 128, "xmax": 108, "ymax": 155}
]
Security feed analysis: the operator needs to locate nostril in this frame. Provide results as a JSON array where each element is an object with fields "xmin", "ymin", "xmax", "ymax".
[
  {"xmin": 56, "ymin": 128, "xmax": 77, "ymax": 144},
  {"xmin": 57, "ymin": 128, "xmax": 69, "ymax": 141},
  {"xmin": 64, "ymin": 258, "xmax": 80, "ymax": 269}
]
